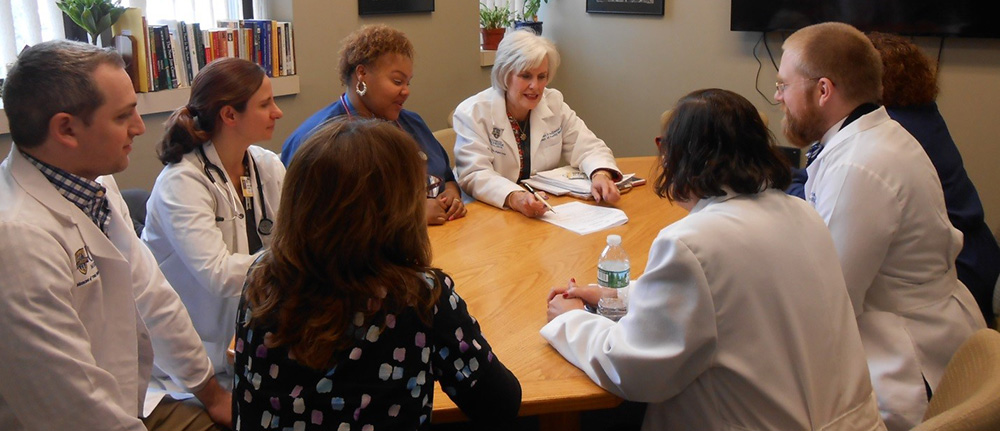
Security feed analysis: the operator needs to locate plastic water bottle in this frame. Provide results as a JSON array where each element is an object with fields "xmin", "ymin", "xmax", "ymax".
[{"xmin": 597, "ymin": 234, "xmax": 629, "ymax": 321}]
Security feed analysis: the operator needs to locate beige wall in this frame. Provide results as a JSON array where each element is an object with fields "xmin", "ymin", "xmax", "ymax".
[{"xmin": 2, "ymin": 0, "xmax": 999, "ymax": 230}]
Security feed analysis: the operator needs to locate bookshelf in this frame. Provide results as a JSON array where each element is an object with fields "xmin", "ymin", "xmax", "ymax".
[{"xmin": 0, "ymin": 75, "xmax": 299, "ymax": 135}]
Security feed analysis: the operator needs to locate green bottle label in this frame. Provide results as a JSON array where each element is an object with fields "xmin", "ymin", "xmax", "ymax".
[{"xmin": 598, "ymin": 267, "xmax": 630, "ymax": 289}]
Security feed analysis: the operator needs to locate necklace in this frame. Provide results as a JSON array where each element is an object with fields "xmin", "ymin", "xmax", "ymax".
[{"xmin": 507, "ymin": 113, "xmax": 528, "ymax": 142}]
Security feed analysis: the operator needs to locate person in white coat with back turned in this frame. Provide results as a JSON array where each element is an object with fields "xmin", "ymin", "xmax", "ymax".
[
  {"xmin": 0, "ymin": 39, "xmax": 230, "ymax": 431},
  {"xmin": 774, "ymin": 23, "xmax": 985, "ymax": 430},
  {"xmin": 143, "ymin": 57, "xmax": 284, "ymax": 383},
  {"xmin": 543, "ymin": 89, "xmax": 885, "ymax": 431},
  {"xmin": 453, "ymin": 30, "xmax": 621, "ymax": 217}
]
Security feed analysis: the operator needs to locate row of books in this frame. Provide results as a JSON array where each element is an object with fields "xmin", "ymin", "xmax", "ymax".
[{"xmin": 111, "ymin": 8, "xmax": 297, "ymax": 93}]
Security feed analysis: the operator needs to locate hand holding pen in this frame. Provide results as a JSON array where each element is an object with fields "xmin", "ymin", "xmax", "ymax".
[{"xmin": 506, "ymin": 182, "xmax": 555, "ymax": 218}]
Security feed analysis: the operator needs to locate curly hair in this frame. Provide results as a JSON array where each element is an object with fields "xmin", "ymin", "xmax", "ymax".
[
  {"xmin": 868, "ymin": 32, "xmax": 938, "ymax": 107},
  {"xmin": 338, "ymin": 24, "xmax": 414, "ymax": 86},
  {"xmin": 655, "ymin": 89, "xmax": 790, "ymax": 202},
  {"xmin": 244, "ymin": 117, "xmax": 438, "ymax": 370}
]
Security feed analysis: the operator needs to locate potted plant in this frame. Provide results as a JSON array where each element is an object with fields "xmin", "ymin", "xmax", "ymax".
[
  {"xmin": 514, "ymin": 0, "xmax": 548, "ymax": 35},
  {"xmin": 480, "ymin": 2, "xmax": 513, "ymax": 51},
  {"xmin": 56, "ymin": 0, "xmax": 127, "ymax": 46}
]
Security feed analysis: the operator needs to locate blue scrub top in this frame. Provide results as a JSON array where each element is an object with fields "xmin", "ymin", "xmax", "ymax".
[{"xmin": 281, "ymin": 94, "xmax": 456, "ymax": 196}]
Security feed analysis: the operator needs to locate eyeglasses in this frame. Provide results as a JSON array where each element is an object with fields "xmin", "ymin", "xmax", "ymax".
[{"xmin": 775, "ymin": 77, "xmax": 820, "ymax": 94}]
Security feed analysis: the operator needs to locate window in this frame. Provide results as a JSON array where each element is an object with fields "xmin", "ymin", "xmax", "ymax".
[
  {"xmin": 481, "ymin": 0, "xmax": 523, "ymax": 22},
  {"xmin": 0, "ymin": 0, "xmax": 259, "ymax": 79}
]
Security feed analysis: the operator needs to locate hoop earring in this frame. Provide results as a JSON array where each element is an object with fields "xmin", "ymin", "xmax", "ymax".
[{"xmin": 356, "ymin": 81, "xmax": 367, "ymax": 97}]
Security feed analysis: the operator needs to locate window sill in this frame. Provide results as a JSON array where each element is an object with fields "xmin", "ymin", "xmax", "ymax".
[
  {"xmin": 481, "ymin": 49, "xmax": 496, "ymax": 67},
  {"xmin": 0, "ymin": 75, "xmax": 300, "ymax": 136}
]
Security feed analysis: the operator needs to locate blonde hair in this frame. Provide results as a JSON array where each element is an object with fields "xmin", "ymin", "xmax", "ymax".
[
  {"xmin": 491, "ymin": 29, "xmax": 560, "ymax": 93},
  {"xmin": 783, "ymin": 22, "xmax": 882, "ymax": 105}
]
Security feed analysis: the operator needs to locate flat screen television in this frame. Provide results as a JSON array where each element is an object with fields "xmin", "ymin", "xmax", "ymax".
[{"xmin": 731, "ymin": 0, "xmax": 1000, "ymax": 39}]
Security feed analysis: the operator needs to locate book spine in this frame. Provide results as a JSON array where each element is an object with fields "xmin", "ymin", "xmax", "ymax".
[
  {"xmin": 202, "ymin": 29, "xmax": 213, "ymax": 64},
  {"xmin": 142, "ymin": 17, "xmax": 152, "ymax": 92},
  {"xmin": 270, "ymin": 20, "xmax": 279, "ymax": 77},
  {"xmin": 148, "ymin": 26, "xmax": 159, "ymax": 91},
  {"xmin": 180, "ymin": 22, "xmax": 196, "ymax": 81},
  {"xmin": 193, "ymin": 23, "xmax": 206, "ymax": 69},
  {"xmin": 226, "ymin": 30, "xmax": 236, "ymax": 59},
  {"xmin": 159, "ymin": 26, "xmax": 176, "ymax": 89},
  {"xmin": 286, "ymin": 22, "xmax": 298, "ymax": 75},
  {"xmin": 252, "ymin": 22, "xmax": 263, "ymax": 67},
  {"xmin": 276, "ymin": 25, "xmax": 285, "ymax": 76},
  {"xmin": 169, "ymin": 29, "xmax": 187, "ymax": 87}
]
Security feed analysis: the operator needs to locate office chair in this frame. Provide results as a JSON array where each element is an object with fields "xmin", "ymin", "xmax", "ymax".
[
  {"xmin": 432, "ymin": 128, "xmax": 458, "ymax": 169},
  {"xmin": 911, "ymin": 328, "xmax": 1000, "ymax": 431},
  {"xmin": 120, "ymin": 188, "xmax": 150, "ymax": 237}
]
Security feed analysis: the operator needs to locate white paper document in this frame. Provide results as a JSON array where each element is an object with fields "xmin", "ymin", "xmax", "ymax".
[{"xmin": 540, "ymin": 201, "xmax": 629, "ymax": 235}]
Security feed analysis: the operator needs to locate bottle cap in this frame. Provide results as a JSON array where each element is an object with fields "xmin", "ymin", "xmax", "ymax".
[{"xmin": 606, "ymin": 234, "xmax": 621, "ymax": 245}]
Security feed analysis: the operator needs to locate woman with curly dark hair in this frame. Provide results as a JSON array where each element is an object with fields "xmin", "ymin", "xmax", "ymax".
[
  {"xmin": 235, "ymin": 118, "xmax": 520, "ymax": 430},
  {"xmin": 869, "ymin": 32, "xmax": 999, "ymax": 325},
  {"xmin": 281, "ymin": 24, "xmax": 466, "ymax": 225}
]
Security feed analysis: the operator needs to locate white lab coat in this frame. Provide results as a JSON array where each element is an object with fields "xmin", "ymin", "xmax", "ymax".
[
  {"xmin": 0, "ymin": 148, "xmax": 213, "ymax": 430},
  {"xmin": 143, "ymin": 143, "xmax": 283, "ymax": 376},
  {"xmin": 542, "ymin": 190, "xmax": 884, "ymax": 431},
  {"xmin": 453, "ymin": 87, "xmax": 620, "ymax": 208},
  {"xmin": 805, "ymin": 107, "xmax": 986, "ymax": 431}
]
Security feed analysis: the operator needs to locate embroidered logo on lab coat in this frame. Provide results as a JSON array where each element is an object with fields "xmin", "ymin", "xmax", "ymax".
[
  {"xmin": 75, "ymin": 247, "xmax": 91, "ymax": 275},
  {"xmin": 541, "ymin": 127, "xmax": 562, "ymax": 142},
  {"xmin": 491, "ymin": 127, "xmax": 502, "ymax": 139}
]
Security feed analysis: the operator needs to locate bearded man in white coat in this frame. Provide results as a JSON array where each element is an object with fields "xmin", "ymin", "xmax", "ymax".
[
  {"xmin": 0, "ymin": 40, "xmax": 231, "ymax": 431},
  {"xmin": 775, "ymin": 22, "xmax": 985, "ymax": 430}
]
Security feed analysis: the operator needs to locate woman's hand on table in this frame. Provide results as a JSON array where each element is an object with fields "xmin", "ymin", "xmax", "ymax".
[
  {"xmin": 440, "ymin": 182, "xmax": 467, "ymax": 221},
  {"xmin": 590, "ymin": 170, "xmax": 621, "ymax": 204},
  {"xmin": 547, "ymin": 278, "xmax": 600, "ymax": 321},
  {"xmin": 426, "ymin": 198, "xmax": 448, "ymax": 225},
  {"xmin": 506, "ymin": 190, "xmax": 549, "ymax": 218}
]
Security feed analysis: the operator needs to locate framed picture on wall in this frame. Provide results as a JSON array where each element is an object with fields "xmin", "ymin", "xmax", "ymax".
[
  {"xmin": 358, "ymin": 0, "xmax": 434, "ymax": 15},
  {"xmin": 586, "ymin": 0, "xmax": 664, "ymax": 16}
]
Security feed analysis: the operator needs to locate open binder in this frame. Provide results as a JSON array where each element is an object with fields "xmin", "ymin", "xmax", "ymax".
[{"xmin": 522, "ymin": 166, "xmax": 640, "ymax": 200}]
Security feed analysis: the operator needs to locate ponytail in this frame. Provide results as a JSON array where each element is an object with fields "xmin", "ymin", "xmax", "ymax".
[{"xmin": 157, "ymin": 106, "xmax": 212, "ymax": 164}]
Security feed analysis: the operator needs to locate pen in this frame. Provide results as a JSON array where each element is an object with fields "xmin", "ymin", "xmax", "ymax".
[{"xmin": 520, "ymin": 182, "xmax": 556, "ymax": 214}]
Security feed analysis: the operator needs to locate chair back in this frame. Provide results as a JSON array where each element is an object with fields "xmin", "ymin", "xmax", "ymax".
[
  {"xmin": 121, "ymin": 188, "xmax": 150, "ymax": 237},
  {"xmin": 433, "ymin": 128, "xmax": 458, "ymax": 168},
  {"xmin": 912, "ymin": 328, "xmax": 1000, "ymax": 431}
]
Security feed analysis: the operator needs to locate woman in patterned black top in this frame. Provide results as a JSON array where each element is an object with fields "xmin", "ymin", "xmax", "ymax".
[{"xmin": 234, "ymin": 118, "xmax": 521, "ymax": 430}]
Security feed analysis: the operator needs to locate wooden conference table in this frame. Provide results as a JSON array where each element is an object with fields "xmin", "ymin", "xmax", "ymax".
[{"xmin": 428, "ymin": 157, "xmax": 689, "ymax": 429}]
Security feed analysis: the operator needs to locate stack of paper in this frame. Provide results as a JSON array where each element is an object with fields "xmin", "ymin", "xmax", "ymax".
[
  {"xmin": 523, "ymin": 166, "xmax": 635, "ymax": 199},
  {"xmin": 540, "ymin": 202, "xmax": 629, "ymax": 235}
]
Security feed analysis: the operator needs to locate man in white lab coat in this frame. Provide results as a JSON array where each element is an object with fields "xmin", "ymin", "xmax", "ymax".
[
  {"xmin": 0, "ymin": 40, "xmax": 231, "ymax": 430},
  {"xmin": 775, "ymin": 22, "xmax": 985, "ymax": 430}
]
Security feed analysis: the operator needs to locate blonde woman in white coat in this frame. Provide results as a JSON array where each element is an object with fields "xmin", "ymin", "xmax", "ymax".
[
  {"xmin": 544, "ymin": 89, "xmax": 885, "ymax": 431},
  {"xmin": 143, "ymin": 57, "xmax": 284, "ymax": 380},
  {"xmin": 453, "ymin": 30, "xmax": 621, "ymax": 217}
]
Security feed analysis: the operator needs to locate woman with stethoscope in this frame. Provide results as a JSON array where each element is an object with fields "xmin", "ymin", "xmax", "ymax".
[{"xmin": 142, "ymin": 57, "xmax": 284, "ymax": 382}]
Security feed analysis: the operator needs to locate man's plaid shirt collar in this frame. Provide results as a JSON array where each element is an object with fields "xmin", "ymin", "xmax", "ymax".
[{"xmin": 21, "ymin": 150, "xmax": 111, "ymax": 236}]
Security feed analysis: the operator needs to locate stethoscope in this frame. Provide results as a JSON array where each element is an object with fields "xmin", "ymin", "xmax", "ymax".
[{"xmin": 197, "ymin": 145, "xmax": 273, "ymax": 235}]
